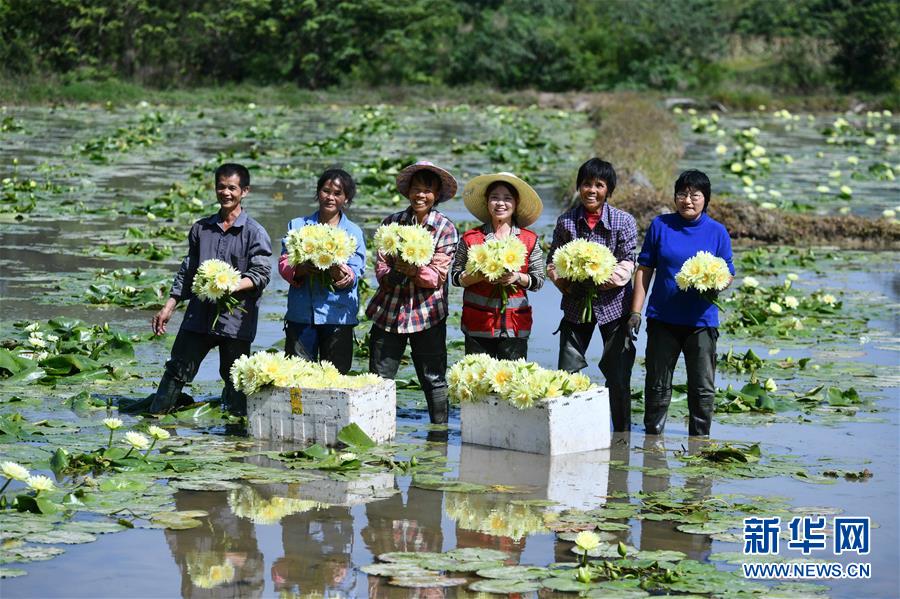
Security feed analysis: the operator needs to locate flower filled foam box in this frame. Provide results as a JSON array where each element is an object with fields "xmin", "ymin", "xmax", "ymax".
[
  {"xmin": 449, "ymin": 355, "xmax": 611, "ymax": 455},
  {"xmin": 234, "ymin": 352, "xmax": 396, "ymax": 445}
]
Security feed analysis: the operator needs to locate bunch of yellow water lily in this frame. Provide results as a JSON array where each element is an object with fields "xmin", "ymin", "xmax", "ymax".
[
  {"xmin": 227, "ymin": 486, "xmax": 325, "ymax": 525},
  {"xmin": 230, "ymin": 351, "xmax": 383, "ymax": 396},
  {"xmin": 466, "ymin": 237, "xmax": 527, "ymax": 281},
  {"xmin": 552, "ymin": 239, "xmax": 617, "ymax": 322},
  {"xmin": 444, "ymin": 492, "xmax": 550, "ymax": 541},
  {"xmin": 187, "ymin": 552, "xmax": 237, "ymax": 590},
  {"xmin": 448, "ymin": 354, "xmax": 593, "ymax": 409},
  {"xmin": 466, "ymin": 237, "xmax": 527, "ymax": 310},
  {"xmin": 373, "ymin": 222, "xmax": 434, "ymax": 267},
  {"xmin": 191, "ymin": 259, "xmax": 243, "ymax": 326},
  {"xmin": 284, "ymin": 223, "xmax": 355, "ymax": 270},
  {"xmin": 675, "ymin": 251, "xmax": 731, "ymax": 309}
]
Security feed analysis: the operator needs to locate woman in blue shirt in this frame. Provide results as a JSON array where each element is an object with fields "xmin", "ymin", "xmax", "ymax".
[
  {"xmin": 278, "ymin": 169, "xmax": 366, "ymax": 373},
  {"xmin": 628, "ymin": 170, "xmax": 734, "ymax": 436}
]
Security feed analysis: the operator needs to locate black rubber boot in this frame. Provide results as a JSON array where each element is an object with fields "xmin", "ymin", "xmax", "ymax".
[
  {"xmin": 609, "ymin": 388, "xmax": 632, "ymax": 433},
  {"xmin": 221, "ymin": 386, "xmax": 247, "ymax": 417},
  {"xmin": 425, "ymin": 387, "xmax": 449, "ymax": 425},
  {"xmin": 688, "ymin": 399, "xmax": 713, "ymax": 436},
  {"xmin": 643, "ymin": 402, "xmax": 669, "ymax": 435},
  {"xmin": 147, "ymin": 372, "xmax": 185, "ymax": 414}
]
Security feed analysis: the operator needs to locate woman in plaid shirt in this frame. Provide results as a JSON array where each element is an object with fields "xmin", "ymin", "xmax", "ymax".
[
  {"xmin": 547, "ymin": 158, "xmax": 638, "ymax": 432},
  {"xmin": 366, "ymin": 161, "xmax": 460, "ymax": 425}
]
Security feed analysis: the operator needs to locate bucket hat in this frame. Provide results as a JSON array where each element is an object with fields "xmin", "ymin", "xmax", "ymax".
[{"xmin": 396, "ymin": 161, "xmax": 458, "ymax": 203}]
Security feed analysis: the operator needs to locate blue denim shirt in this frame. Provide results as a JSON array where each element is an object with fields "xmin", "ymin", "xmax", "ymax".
[
  {"xmin": 281, "ymin": 211, "xmax": 366, "ymax": 325},
  {"xmin": 171, "ymin": 210, "xmax": 272, "ymax": 341}
]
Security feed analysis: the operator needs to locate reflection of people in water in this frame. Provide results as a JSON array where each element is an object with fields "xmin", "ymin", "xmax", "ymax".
[
  {"xmin": 163, "ymin": 489, "xmax": 265, "ymax": 599},
  {"xmin": 363, "ymin": 434, "xmax": 447, "ymax": 598},
  {"xmin": 639, "ymin": 436, "xmax": 713, "ymax": 561},
  {"xmin": 271, "ymin": 502, "xmax": 356, "ymax": 596}
]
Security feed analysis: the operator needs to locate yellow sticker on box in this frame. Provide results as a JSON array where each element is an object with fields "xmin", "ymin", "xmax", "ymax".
[{"xmin": 290, "ymin": 388, "xmax": 303, "ymax": 414}]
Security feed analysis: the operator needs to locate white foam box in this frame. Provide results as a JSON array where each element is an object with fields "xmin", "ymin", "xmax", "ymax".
[
  {"xmin": 247, "ymin": 379, "xmax": 397, "ymax": 446},
  {"xmin": 459, "ymin": 444, "xmax": 609, "ymax": 511},
  {"xmin": 289, "ymin": 473, "xmax": 397, "ymax": 507},
  {"xmin": 460, "ymin": 388, "xmax": 611, "ymax": 455}
]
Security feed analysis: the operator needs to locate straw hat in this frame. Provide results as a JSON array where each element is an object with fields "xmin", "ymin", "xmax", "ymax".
[
  {"xmin": 463, "ymin": 172, "xmax": 543, "ymax": 228},
  {"xmin": 395, "ymin": 161, "xmax": 458, "ymax": 203}
]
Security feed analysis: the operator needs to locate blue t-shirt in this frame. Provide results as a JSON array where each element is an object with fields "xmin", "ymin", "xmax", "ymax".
[
  {"xmin": 637, "ymin": 212, "xmax": 734, "ymax": 327},
  {"xmin": 281, "ymin": 211, "xmax": 366, "ymax": 325}
]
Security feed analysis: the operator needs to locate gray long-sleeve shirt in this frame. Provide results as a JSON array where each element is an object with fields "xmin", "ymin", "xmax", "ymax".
[{"xmin": 170, "ymin": 210, "xmax": 272, "ymax": 341}]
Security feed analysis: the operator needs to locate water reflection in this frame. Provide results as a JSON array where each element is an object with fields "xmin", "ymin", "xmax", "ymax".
[
  {"xmin": 165, "ymin": 490, "xmax": 264, "ymax": 598},
  {"xmin": 639, "ymin": 436, "xmax": 712, "ymax": 561},
  {"xmin": 363, "ymin": 436, "xmax": 448, "ymax": 598}
]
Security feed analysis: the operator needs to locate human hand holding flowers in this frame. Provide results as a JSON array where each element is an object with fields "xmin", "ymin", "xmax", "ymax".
[
  {"xmin": 329, "ymin": 264, "xmax": 354, "ymax": 289},
  {"xmin": 394, "ymin": 258, "xmax": 419, "ymax": 277}
]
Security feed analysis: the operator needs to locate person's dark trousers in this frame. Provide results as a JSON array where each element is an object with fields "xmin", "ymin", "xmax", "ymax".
[
  {"xmin": 464, "ymin": 334, "xmax": 527, "ymax": 360},
  {"xmin": 369, "ymin": 320, "xmax": 448, "ymax": 424},
  {"xmin": 152, "ymin": 328, "xmax": 251, "ymax": 415},
  {"xmin": 643, "ymin": 318, "xmax": 718, "ymax": 436},
  {"xmin": 285, "ymin": 321, "xmax": 355, "ymax": 374},
  {"xmin": 557, "ymin": 316, "xmax": 636, "ymax": 432}
]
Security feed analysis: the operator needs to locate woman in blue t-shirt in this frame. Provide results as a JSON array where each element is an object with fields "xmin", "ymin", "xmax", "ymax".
[{"xmin": 628, "ymin": 170, "xmax": 734, "ymax": 436}]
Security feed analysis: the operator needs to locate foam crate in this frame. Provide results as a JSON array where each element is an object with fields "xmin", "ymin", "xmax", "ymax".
[
  {"xmin": 460, "ymin": 388, "xmax": 611, "ymax": 455},
  {"xmin": 247, "ymin": 379, "xmax": 396, "ymax": 446}
]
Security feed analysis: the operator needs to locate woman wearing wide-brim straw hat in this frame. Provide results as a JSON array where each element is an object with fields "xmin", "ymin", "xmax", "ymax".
[
  {"xmin": 451, "ymin": 172, "xmax": 546, "ymax": 360},
  {"xmin": 366, "ymin": 161, "xmax": 460, "ymax": 425}
]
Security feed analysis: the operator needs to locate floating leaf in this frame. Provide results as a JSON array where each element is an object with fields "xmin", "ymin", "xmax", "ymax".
[
  {"xmin": 25, "ymin": 530, "xmax": 96, "ymax": 544},
  {"xmin": 469, "ymin": 578, "xmax": 543, "ymax": 593},
  {"xmin": 387, "ymin": 575, "xmax": 467, "ymax": 588},
  {"xmin": 475, "ymin": 565, "xmax": 550, "ymax": 580}
]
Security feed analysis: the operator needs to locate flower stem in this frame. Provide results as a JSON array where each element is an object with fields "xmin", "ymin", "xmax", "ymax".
[
  {"xmin": 107, "ymin": 430, "xmax": 114, "ymax": 449},
  {"xmin": 142, "ymin": 439, "xmax": 157, "ymax": 459},
  {"xmin": 0, "ymin": 478, "xmax": 11, "ymax": 495},
  {"xmin": 123, "ymin": 447, "xmax": 134, "ymax": 459}
]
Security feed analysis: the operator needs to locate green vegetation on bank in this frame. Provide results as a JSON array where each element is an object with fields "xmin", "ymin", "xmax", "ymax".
[{"xmin": 1, "ymin": 0, "xmax": 897, "ymax": 98}]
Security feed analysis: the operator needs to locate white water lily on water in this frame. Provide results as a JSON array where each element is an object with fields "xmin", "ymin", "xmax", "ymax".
[
  {"xmin": 124, "ymin": 431, "xmax": 150, "ymax": 450},
  {"xmin": 784, "ymin": 296, "xmax": 800, "ymax": 309},
  {"xmin": 103, "ymin": 418, "xmax": 123, "ymax": 430},
  {"xmin": 816, "ymin": 185, "xmax": 830, "ymax": 193},
  {"xmin": 574, "ymin": 531, "xmax": 601, "ymax": 552},
  {"xmin": 2, "ymin": 461, "xmax": 30, "ymax": 481},
  {"xmin": 764, "ymin": 378, "xmax": 778, "ymax": 393},
  {"xmin": 26, "ymin": 474, "xmax": 55, "ymax": 493},
  {"xmin": 768, "ymin": 302, "xmax": 783, "ymax": 314},
  {"xmin": 147, "ymin": 425, "xmax": 170, "ymax": 441},
  {"xmin": 741, "ymin": 276, "xmax": 759, "ymax": 289}
]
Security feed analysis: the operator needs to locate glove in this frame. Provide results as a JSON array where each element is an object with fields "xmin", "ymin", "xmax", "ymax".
[{"xmin": 627, "ymin": 312, "xmax": 642, "ymax": 340}]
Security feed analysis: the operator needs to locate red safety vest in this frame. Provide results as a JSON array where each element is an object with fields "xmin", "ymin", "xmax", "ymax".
[{"xmin": 460, "ymin": 227, "xmax": 537, "ymax": 339}]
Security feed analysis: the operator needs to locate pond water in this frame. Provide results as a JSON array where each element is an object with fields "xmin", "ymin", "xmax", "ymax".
[{"xmin": 0, "ymin": 103, "xmax": 897, "ymax": 598}]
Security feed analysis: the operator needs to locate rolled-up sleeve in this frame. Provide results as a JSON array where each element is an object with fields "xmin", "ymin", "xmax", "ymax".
[{"xmin": 414, "ymin": 222, "xmax": 458, "ymax": 289}]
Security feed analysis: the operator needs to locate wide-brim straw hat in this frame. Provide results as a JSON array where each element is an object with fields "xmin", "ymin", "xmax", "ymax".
[
  {"xmin": 463, "ymin": 172, "xmax": 543, "ymax": 228},
  {"xmin": 396, "ymin": 161, "xmax": 458, "ymax": 203}
]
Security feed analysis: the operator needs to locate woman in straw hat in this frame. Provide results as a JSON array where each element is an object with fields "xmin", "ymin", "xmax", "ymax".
[
  {"xmin": 366, "ymin": 161, "xmax": 460, "ymax": 425},
  {"xmin": 451, "ymin": 172, "xmax": 546, "ymax": 360}
]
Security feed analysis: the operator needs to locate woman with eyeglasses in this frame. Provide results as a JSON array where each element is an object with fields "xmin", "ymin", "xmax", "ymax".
[{"xmin": 628, "ymin": 170, "xmax": 735, "ymax": 437}]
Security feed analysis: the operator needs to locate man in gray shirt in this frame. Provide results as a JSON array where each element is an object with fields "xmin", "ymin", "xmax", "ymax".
[{"xmin": 123, "ymin": 163, "xmax": 272, "ymax": 415}]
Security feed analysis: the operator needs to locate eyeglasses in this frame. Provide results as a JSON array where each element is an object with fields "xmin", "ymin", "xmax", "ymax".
[{"xmin": 675, "ymin": 192, "xmax": 705, "ymax": 202}]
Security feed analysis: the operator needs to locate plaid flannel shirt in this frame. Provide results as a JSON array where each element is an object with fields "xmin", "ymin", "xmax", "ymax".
[
  {"xmin": 548, "ymin": 203, "xmax": 637, "ymax": 325},
  {"xmin": 366, "ymin": 207, "xmax": 459, "ymax": 334}
]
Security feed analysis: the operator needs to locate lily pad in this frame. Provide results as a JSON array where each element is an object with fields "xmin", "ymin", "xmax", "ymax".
[
  {"xmin": 25, "ymin": 530, "xmax": 97, "ymax": 544},
  {"xmin": 360, "ymin": 563, "xmax": 431, "ymax": 577},
  {"xmin": 0, "ymin": 544, "xmax": 65, "ymax": 564},
  {"xmin": 0, "ymin": 568, "xmax": 27, "ymax": 578},
  {"xmin": 169, "ymin": 480, "xmax": 241, "ymax": 492},
  {"xmin": 423, "ymin": 558, "xmax": 504, "ymax": 572},
  {"xmin": 387, "ymin": 575, "xmax": 467, "ymax": 588},
  {"xmin": 475, "ymin": 565, "xmax": 550, "ymax": 580},
  {"xmin": 468, "ymin": 578, "xmax": 543, "ymax": 593},
  {"xmin": 377, "ymin": 551, "xmax": 442, "ymax": 563},
  {"xmin": 148, "ymin": 510, "xmax": 206, "ymax": 530}
]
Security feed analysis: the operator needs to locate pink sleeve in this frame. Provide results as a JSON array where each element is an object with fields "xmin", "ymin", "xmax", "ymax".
[
  {"xmin": 609, "ymin": 260, "xmax": 636, "ymax": 287},
  {"xmin": 278, "ymin": 254, "xmax": 301, "ymax": 287},
  {"xmin": 374, "ymin": 251, "xmax": 393, "ymax": 283},
  {"xmin": 414, "ymin": 252, "xmax": 451, "ymax": 289}
]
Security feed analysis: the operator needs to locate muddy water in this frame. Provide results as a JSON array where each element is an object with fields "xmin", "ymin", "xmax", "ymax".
[{"xmin": 2, "ymin": 105, "xmax": 898, "ymax": 598}]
